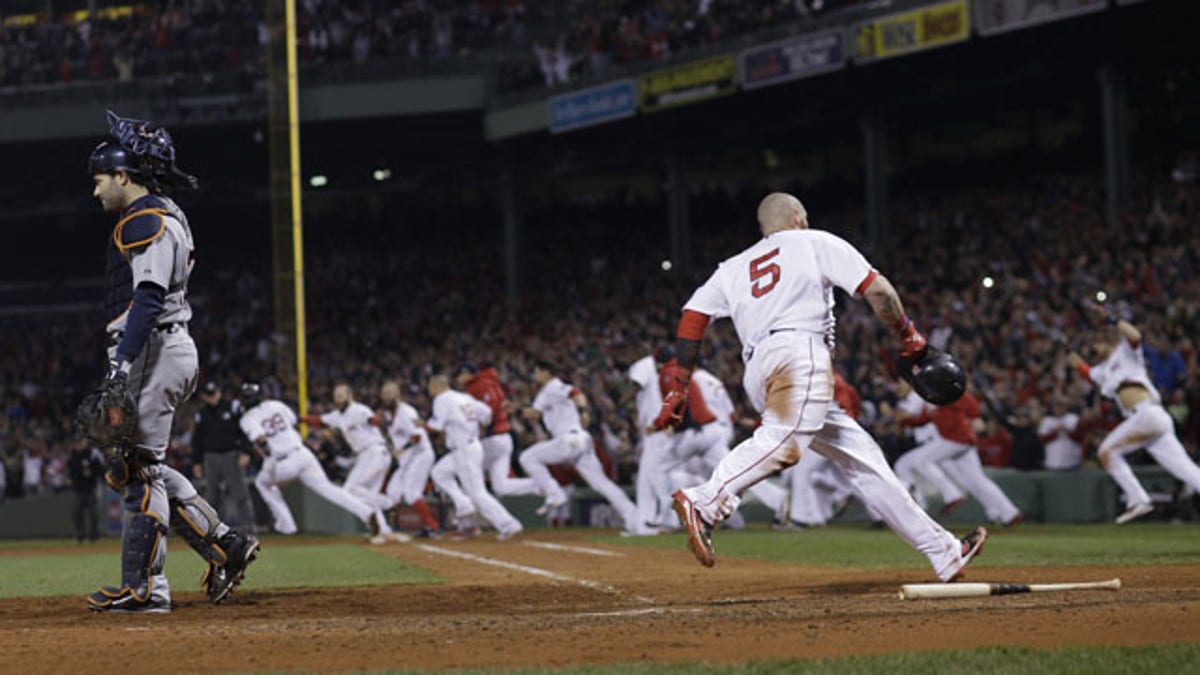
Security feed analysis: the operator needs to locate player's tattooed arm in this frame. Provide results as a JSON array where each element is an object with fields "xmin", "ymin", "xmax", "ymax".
[
  {"xmin": 1115, "ymin": 319, "xmax": 1141, "ymax": 345},
  {"xmin": 862, "ymin": 275, "xmax": 906, "ymax": 327}
]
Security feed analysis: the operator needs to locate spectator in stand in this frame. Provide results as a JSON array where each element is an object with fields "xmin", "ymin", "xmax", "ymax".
[
  {"xmin": 67, "ymin": 440, "xmax": 106, "ymax": 542},
  {"xmin": 977, "ymin": 416, "xmax": 1013, "ymax": 469},
  {"xmin": 22, "ymin": 445, "xmax": 43, "ymax": 497},
  {"xmin": 1039, "ymin": 397, "xmax": 1082, "ymax": 470},
  {"xmin": 1144, "ymin": 332, "xmax": 1187, "ymax": 395}
]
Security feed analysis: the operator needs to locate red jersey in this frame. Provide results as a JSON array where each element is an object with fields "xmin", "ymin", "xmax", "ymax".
[
  {"xmin": 465, "ymin": 367, "xmax": 510, "ymax": 436},
  {"xmin": 659, "ymin": 361, "xmax": 717, "ymax": 428},
  {"xmin": 905, "ymin": 392, "xmax": 980, "ymax": 446},
  {"xmin": 833, "ymin": 372, "xmax": 861, "ymax": 421}
]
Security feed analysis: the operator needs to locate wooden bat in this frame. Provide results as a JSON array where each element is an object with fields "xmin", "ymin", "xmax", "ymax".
[{"xmin": 899, "ymin": 577, "xmax": 1121, "ymax": 600}]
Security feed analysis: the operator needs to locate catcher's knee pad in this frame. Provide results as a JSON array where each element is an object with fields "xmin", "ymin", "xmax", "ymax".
[
  {"xmin": 105, "ymin": 448, "xmax": 150, "ymax": 490},
  {"xmin": 120, "ymin": 513, "xmax": 167, "ymax": 599},
  {"xmin": 170, "ymin": 495, "xmax": 227, "ymax": 565}
]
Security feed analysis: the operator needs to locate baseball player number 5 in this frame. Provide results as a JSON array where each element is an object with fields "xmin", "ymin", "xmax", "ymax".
[{"xmin": 750, "ymin": 248, "xmax": 781, "ymax": 297}]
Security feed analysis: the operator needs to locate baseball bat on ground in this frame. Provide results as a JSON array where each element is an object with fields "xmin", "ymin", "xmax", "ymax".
[{"xmin": 899, "ymin": 578, "xmax": 1121, "ymax": 600}]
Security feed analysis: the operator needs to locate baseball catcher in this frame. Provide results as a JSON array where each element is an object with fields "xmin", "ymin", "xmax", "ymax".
[{"xmin": 78, "ymin": 110, "xmax": 258, "ymax": 613}]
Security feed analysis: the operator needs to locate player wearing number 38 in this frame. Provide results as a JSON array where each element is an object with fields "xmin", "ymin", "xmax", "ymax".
[{"xmin": 660, "ymin": 193, "xmax": 987, "ymax": 583}]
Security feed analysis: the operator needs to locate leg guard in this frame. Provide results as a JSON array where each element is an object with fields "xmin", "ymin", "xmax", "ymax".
[
  {"xmin": 169, "ymin": 495, "xmax": 228, "ymax": 565},
  {"xmin": 87, "ymin": 481, "xmax": 168, "ymax": 612}
]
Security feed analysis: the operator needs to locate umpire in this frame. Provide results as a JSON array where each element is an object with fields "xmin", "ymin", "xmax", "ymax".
[
  {"xmin": 192, "ymin": 381, "xmax": 257, "ymax": 530},
  {"xmin": 67, "ymin": 439, "xmax": 106, "ymax": 542}
]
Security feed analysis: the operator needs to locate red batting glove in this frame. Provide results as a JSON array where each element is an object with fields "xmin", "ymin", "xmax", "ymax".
[
  {"xmin": 653, "ymin": 377, "xmax": 690, "ymax": 430},
  {"xmin": 895, "ymin": 316, "xmax": 927, "ymax": 360}
]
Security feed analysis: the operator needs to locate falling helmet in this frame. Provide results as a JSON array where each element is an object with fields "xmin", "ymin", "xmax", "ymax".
[{"xmin": 897, "ymin": 346, "xmax": 967, "ymax": 406}]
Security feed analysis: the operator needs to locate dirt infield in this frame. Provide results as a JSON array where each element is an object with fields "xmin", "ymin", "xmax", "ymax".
[{"xmin": 2, "ymin": 531, "xmax": 1199, "ymax": 673}]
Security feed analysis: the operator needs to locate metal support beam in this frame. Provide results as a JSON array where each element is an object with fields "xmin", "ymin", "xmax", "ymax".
[
  {"xmin": 1099, "ymin": 66, "xmax": 1131, "ymax": 232},
  {"xmin": 667, "ymin": 155, "xmax": 691, "ymax": 276},
  {"xmin": 499, "ymin": 164, "xmax": 521, "ymax": 305},
  {"xmin": 861, "ymin": 113, "xmax": 888, "ymax": 252}
]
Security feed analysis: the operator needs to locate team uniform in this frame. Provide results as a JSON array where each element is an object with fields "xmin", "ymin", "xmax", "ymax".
[
  {"xmin": 782, "ymin": 373, "xmax": 866, "ymax": 526},
  {"xmin": 1082, "ymin": 336, "xmax": 1200, "ymax": 521},
  {"xmin": 895, "ymin": 393, "xmax": 1022, "ymax": 526},
  {"xmin": 86, "ymin": 132, "xmax": 257, "ymax": 612},
  {"xmin": 428, "ymin": 389, "xmax": 522, "ymax": 539},
  {"xmin": 629, "ymin": 355, "xmax": 674, "ymax": 531},
  {"xmin": 318, "ymin": 402, "xmax": 394, "ymax": 512},
  {"xmin": 674, "ymin": 228, "xmax": 979, "ymax": 581},
  {"xmin": 895, "ymin": 389, "xmax": 966, "ymax": 512},
  {"xmin": 380, "ymin": 402, "xmax": 436, "ymax": 506},
  {"xmin": 520, "ymin": 378, "xmax": 638, "ymax": 529},
  {"xmin": 241, "ymin": 399, "xmax": 384, "ymax": 535},
  {"xmin": 464, "ymin": 368, "xmax": 538, "ymax": 497}
]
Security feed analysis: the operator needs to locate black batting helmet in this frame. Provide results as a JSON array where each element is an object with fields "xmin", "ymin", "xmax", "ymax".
[
  {"xmin": 897, "ymin": 346, "xmax": 967, "ymax": 406},
  {"xmin": 239, "ymin": 382, "xmax": 263, "ymax": 408}
]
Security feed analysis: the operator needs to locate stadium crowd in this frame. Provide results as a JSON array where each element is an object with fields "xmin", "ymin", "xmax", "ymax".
[
  {"xmin": 2, "ymin": 172, "xmax": 1198, "ymax": 506},
  {"xmin": 1, "ymin": 0, "xmax": 864, "ymax": 91}
]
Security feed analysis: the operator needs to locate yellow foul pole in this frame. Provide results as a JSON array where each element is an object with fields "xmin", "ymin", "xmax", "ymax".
[{"xmin": 285, "ymin": 0, "xmax": 309, "ymax": 421}]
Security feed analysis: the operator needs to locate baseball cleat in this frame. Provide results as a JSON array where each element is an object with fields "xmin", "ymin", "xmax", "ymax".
[
  {"xmin": 1003, "ymin": 512, "xmax": 1025, "ymax": 527},
  {"xmin": 87, "ymin": 587, "xmax": 172, "ymax": 614},
  {"xmin": 209, "ymin": 531, "xmax": 260, "ymax": 604},
  {"xmin": 948, "ymin": 526, "xmax": 988, "ymax": 582},
  {"xmin": 386, "ymin": 531, "xmax": 413, "ymax": 544},
  {"xmin": 496, "ymin": 526, "xmax": 523, "ymax": 542},
  {"xmin": 535, "ymin": 499, "xmax": 566, "ymax": 516},
  {"xmin": 1115, "ymin": 502, "xmax": 1153, "ymax": 525},
  {"xmin": 672, "ymin": 489, "xmax": 715, "ymax": 568},
  {"xmin": 940, "ymin": 497, "xmax": 966, "ymax": 516}
]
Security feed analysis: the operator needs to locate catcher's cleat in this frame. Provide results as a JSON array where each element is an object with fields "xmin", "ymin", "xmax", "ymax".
[
  {"xmin": 88, "ymin": 586, "xmax": 171, "ymax": 614},
  {"xmin": 208, "ymin": 531, "xmax": 260, "ymax": 604},
  {"xmin": 948, "ymin": 526, "xmax": 988, "ymax": 582},
  {"xmin": 672, "ymin": 490, "xmax": 715, "ymax": 568},
  {"xmin": 1115, "ymin": 502, "xmax": 1153, "ymax": 525}
]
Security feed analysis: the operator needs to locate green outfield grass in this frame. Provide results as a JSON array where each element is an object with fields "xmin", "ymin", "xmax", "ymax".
[
  {"xmin": 0, "ymin": 542, "xmax": 442, "ymax": 599},
  {"xmin": 597, "ymin": 522, "xmax": 1200, "ymax": 570}
]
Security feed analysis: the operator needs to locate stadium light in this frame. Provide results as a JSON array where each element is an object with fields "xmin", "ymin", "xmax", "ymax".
[
  {"xmin": 372, "ymin": 168, "xmax": 392, "ymax": 182},
  {"xmin": 1096, "ymin": 290, "xmax": 1108, "ymax": 303},
  {"xmin": 661, "ymin": 260, "xmax": 673, "ymax": 271},
  {"xmin": 309, "ymin": 175, "xmax": 328, "ymax": 188},
  {"xmin": 982, "ymin": 276, "xmax": 994, "ymax": 289}
]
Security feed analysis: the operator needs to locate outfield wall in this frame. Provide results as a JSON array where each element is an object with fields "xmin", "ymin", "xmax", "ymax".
[{"xmin": 0, "ymin": 466, "xmax": 1179, "ymax": 539}]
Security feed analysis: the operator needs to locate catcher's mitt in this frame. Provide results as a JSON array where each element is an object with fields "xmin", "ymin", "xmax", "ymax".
[
  {"xmin": 75, "ymin": 376, "xmax": 139, "ymax": 449},
  {"xmin": 896, "ymin": 345, "xmax": 967, "ymax": 406}
]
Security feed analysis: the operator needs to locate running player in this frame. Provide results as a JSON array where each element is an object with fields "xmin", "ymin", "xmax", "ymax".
[
  {"xmin": 378, "ymin": 381, "xmax": 440, "ymax": 537},
  {"xmin": 661, "ymin": 192, "xmax": 986, "ymax": 581},
  {"xmin": 1067, "ymin": 316, "xmax": 1200, "ymax": 523},
  {"xmin": 520, "ymin": 361, "xmax": 640, "ymax": 533},
  {"xmin": 427, "ymin": 375, "xmax": 523, "ymax": 540},
  {"xmin": 239, "ymin": 383, "xmax": 391, "ymax": 540},
  {"xmin": 456, "ymin": 364, "xmax": 538, "ymax": 497}
]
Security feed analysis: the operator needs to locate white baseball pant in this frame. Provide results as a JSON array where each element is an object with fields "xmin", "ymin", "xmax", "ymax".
[
  {"xmin": 481, "ymin": 434, "xmax": 539, "ymax": 497},
  {"xmin": 343, "ymin": 445, "xmax": 393, "ymax": 510},
  {"xmin": 634, "ymin": 431, "xmax": 675, "ymax": 531},
  {"xmin": 1100, "ymin": 402, "xmax": 1200, "ymax": 507},
  {"xmin": 682, "ymin": 332, "xmax": 967, "ymax": 581},
  {"xmin": 895, "ymin": 437, "xmax": 1020, "ymax": 524},
  {"xmin": 255, "ymin": 446, "xmax": 376, "ymax": 534},
  {"xmin": 670, "ymin": 423, "xmax": 786, "ymax": 517},
  {"xmin": 894, "ymin": 452, "xmax": 965, "ymax": 511},
  {"xmin": 384, "ymin": 443, "xmax": 435, "ymax": 507},
  {"xmin": 446, "ymin": 439, "xmax": 522, "ymax": 536},
  {"xmin": 520, "ymin": 430, "xmax": 637, "ymax": 527},
  {"xmin": 431, "ymin": 453, "xmax": 475, "ymax": 519}
]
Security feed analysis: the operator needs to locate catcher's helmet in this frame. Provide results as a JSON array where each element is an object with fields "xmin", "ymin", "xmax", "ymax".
[
  {"xmin": 898, "ymin": 346, "xmax": 967, "ymax": 406},
  {"xmin": 239, "ymin": 382, "xmax": 263, "ymax": 408},
  {"xmin": 88, "ymin": 141, "xmax": 138, "ymax": 175},
  {"xmin": 88, "ymin": 110, "xmax": 198, "ymax": 190}
]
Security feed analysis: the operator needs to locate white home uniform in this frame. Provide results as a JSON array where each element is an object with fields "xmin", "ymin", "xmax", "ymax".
[
  {"xmin": 1087, "ymin": 337, "xmax": 1200, "ymax": 511},
  {"xmin": 629, "ymin": 356, "xmax": 674, "ymax": 531},
  {"xmin": 895, "ymin": 390, "xmax": 965, "ymax": 511},
  {"xmin": 519, "ymin": 377, "xmax": 637, "ymax": 528},
  {"xmin": 381, "ymin": 402, "xmax": 436, "ymax": 507},
  {"xmin": 1039, "ymin": 412, "xmax": 1081, "ymax": 470},
  {"xmin": 428, "ymin": 390, "xmax": 522, "ymax": 538},
  {"xmin": 678, "ymin": 228, "xmax": 971, "ymax": 581},
  {"xmin": 241, "ymin": 400, "xmax": 381, "ymax": 535},
  {"xmin": 320, "ymin": 402, "xmax": 394, "ymax": 511},
  {"xmin": 685, "ymin": 368, "xmax": 786, "ymax": 516}
]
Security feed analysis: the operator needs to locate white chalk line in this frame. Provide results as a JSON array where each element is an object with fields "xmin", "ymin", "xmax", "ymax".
[
  {"xmin": 415, "ymin": 544, "xmax": 654, "ymax": 605},
  {"xmin": 521, "ymin": 540, "xmax": 625, "ymax": 558},
  {"xmin": 573, "ymin": 607, "xmax": 704, "ymax": 619}
]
